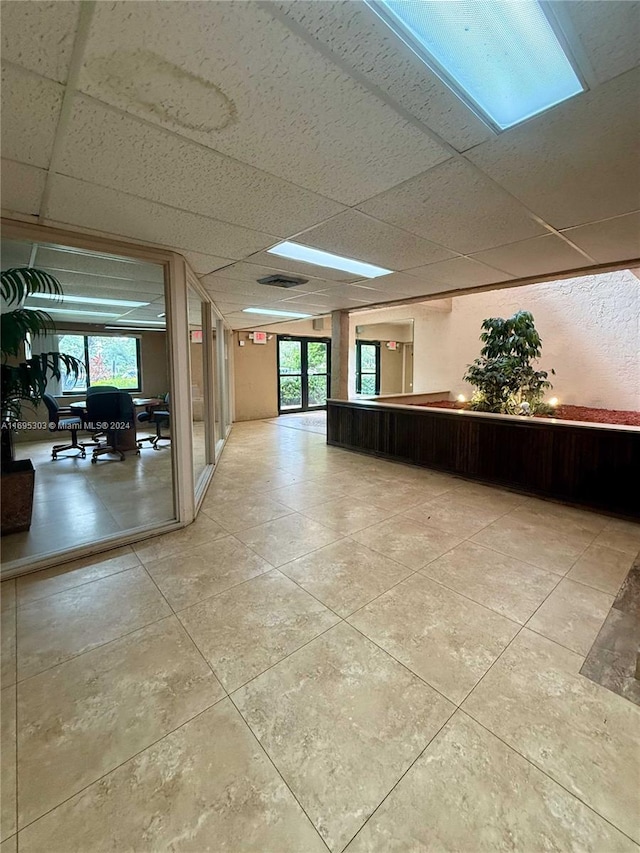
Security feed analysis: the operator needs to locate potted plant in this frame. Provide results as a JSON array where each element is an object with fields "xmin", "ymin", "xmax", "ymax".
[
  {"xmin": 463, "ymin": 310, "xmax": 555, "ymax": 415},
  {"xmin": 1, "ymin": 267, "xmax": 83, "ymax": 534}
]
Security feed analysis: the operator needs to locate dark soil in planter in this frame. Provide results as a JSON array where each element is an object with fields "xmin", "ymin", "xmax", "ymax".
[{"xmin": 415, "ymin": 400, "xmax": 640, "ymax": 427}]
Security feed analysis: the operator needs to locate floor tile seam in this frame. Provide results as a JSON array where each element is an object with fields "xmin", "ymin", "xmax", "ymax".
[
  {"xmin": 335, "ymin": 706, "xmax": 457, "ymax": 853},
  {"xmin": 226, "ymin": 618, "xmax": 344, "ymax": 695},
  {"xmin": 169, "ymin": 563, "xmax": 279, "ymax": 617},
  {"xmin": 294, "ymin": 503, "xmax": 412, "ymax": 537},
  {"xmin": 12, "ymin": 694, "xmax": 230, "ymax": 837},
  {"xmin": 133, "ymin": 529, "xmax": 238, "ymax": 568},
  {"xmin": 457, "ymin": 707, "xmax": 640, "ymax": 847},
  {"xmin": 561, "ymin": 572, "xmax": 632, "ymax": 598},
  {"xmin": 198, "ymin": 505, "xmax": 297, "ymax": 536},
  {"xmin": 225, "ymin": 692, "xmax": 332, "ymax": 853},
  {"xmin": 13, "ymin": 562, "xmax": 144, "ymax": 611},
  {"xmin": 140, "ymin": 566, "xmax": 231, "ymax": 697},
  {"xmin": 343, "ymin": 618, "xmax": 457, "ymax": 709},
  {"xmin": 13, "ymin": 609, "xmax": 178, "ymax": 688},
  {"xmin": 460, "ymin": 539, "xmax": 571, "ymax": 577},
  {"xmin": 234, "ymin": 524, "xmax": 350, "ymax": 574},
  {"xmin": 269, "ymin": 565, "xmax": 351, "ymax": 623},
  {"xmin": 522, "ymin": 626, "xmax": 591, "ymax": 660}
]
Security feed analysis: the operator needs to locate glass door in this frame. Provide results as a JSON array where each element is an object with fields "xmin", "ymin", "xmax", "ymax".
[
  {"xmin": 277, "ymin": 336, "xmax": 331, "ymax": 413},
  {"xmin": 356, "ymin": 340, "xmax": 381, "ymax": 395}
]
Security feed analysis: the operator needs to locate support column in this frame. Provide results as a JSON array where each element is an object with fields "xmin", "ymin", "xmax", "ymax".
[{"xmin": 330, "ymin": 310, "xmax": 350, "ymax": 400}]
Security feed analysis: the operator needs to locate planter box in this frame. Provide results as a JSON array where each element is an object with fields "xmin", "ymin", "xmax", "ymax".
[{"xmin": 1, "ymin": 458, "xmax": 35, "ymax": 535}]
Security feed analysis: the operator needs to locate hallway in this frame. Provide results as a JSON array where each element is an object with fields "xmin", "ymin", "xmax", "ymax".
[{"xmin": 1, "ymin": 418, "xmax": 639, "ymax": 851}]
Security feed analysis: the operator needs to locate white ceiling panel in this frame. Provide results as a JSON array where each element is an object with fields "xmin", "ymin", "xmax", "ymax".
[
  {"xmin": 0, "ymin": 159, "xmax": 46, "ymax": 216},
  {"xmin": 181, "ymin": 251, "xmax": 236, "ymax": 277},
  {"xmin": 351, "ymin": 271, "xmax": 442, "ymax": 298},
  {"xmin": 46, "ymin": 175, "xmax": 277, "ymax": 259},
  {"xmin": 59, "ymin": 96, "xmax": 345, "ymax": 236},
  {"xmin": 201, "ymin": 276, "xmax": 299, "ymax": 304},
  {"xmin": 297, "ymin": 209, "xmax": 457, "ymax": 271},
  {"xmin": 78, "ymin": 1, "xmax": 449, "ymax": 205},
  {"xmin": 1, "ymin": 1, "xmax": 80, "ymax": 83},
  {"xmin": 205, "ymin": 260, "xmax": 354, "ymax": 288},
  {"xmin": 271, "ymin": 0, "xmax": 493, "ymax": 152},
  {"xmin": 467, "ymin": 69, "xmax": 640, "ymax": 230},
  {"xmin": 1, "ymin": 63, "xmax": 64, "ymax": 168},
  {"xmin": 562, "ymin": 212, "xmax": 640, "ymax": 263},
  {"xmin": 358, "ymin": 159, "xmax": 546, "ymax": 254},
  {"xmin": 407, "ymin": 257, "xmax": 511, "ymax": 289},
  {"xmin": 470, "ymin": 234, "xmax": 590, "ymax": 279},
  {"xmin": 559, "ymin": 1, "xmax": 640, "ymax": 85}
]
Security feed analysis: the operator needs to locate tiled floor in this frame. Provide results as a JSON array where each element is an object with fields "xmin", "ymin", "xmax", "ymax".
[{"xmin": 1, "ymin": 416, "xmax": 639, "ymax": 851}]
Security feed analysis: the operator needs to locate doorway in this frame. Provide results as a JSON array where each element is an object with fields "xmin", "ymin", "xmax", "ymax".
[
  {"xmin": 277, "ymin": 336, "xmax": 331, "ymax": 413},
  {"xmin": 355, "ymin": 340, "xmax": 381, "ymax": 395}
]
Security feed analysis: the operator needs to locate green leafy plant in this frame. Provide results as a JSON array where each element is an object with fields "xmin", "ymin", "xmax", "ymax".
[
  {"xmin": 1, "ymin": 268, "xmax": 84, "ymax": 461},
  {"xmin": 463, "ymin": 310, "xmax": 554, "ymax": 415}
]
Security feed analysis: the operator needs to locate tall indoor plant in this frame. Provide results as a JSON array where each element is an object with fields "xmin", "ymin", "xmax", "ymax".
[
  {"xmin": 464, "ymin": 310, "xmax": 554, "ymax": 415},
  {"xmin": 1, "ymin": 267, "xmax": 83, "ymax": 533}
]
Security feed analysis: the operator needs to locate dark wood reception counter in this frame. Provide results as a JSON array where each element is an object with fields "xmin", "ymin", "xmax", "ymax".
[{"xmin": 327, "ymin": 398, "xmax": 640, "ymax": 518}]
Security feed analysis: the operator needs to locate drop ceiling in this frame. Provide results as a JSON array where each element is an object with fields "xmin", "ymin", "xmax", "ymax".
[{"xmin": 1, "ymin": 0, "xmax": 639, "ymax": 329}]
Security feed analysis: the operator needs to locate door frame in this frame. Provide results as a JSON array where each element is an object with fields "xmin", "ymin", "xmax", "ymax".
[
  {"xmin": 277, "ymin": 335, "xmax": 332, "ymax": 414},
  {"xmin": 355, "ymin": 339, "xmax": 381, "ymax": 395}
]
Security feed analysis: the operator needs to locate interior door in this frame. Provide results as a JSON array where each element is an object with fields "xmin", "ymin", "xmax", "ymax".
[{"xmin": 278, "ymin": 336, "xmax": 331, "ymax": 413}]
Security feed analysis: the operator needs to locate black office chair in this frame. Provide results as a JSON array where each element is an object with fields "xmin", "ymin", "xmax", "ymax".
[
  {"xmin": 42, "ymin": 393, "xmax": 86, "ymax": 459},
  {"xmin": 151, "ymin": 394, "xmax": 170, "ymax": 450},
  {"xmin": 85, "ymin": 391, "xmax": 137, "ymax": 463},
  {"xmin": 84, "ymin": 385, "xmax": 119, "ymax": 443}
]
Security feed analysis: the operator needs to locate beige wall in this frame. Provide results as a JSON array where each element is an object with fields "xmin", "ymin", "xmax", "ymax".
[
  {"xmin": 233, "ymin": 331, "xmax": 279, "ymax": 421},
  {"xmin": 379, "ymin": 343, "xmax": 404, "ymax": 394}
]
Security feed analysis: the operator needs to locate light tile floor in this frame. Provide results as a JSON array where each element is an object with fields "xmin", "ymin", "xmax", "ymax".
[{"xmin": 1, "ymin": 415, "xmax": 639, "ymax": 851}]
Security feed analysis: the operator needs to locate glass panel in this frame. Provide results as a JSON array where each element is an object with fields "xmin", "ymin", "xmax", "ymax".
[
  {"xmin": 2, "ymin": 237, "xmax": 175, "ymax": 570},
  {"xmin": 360, "ymin": 374, "xmax": 377, "ymax": 395},
  {"xmin": 188, "ymin": 289, "xmax": 208, "ymax": 488},
  {"xmin": 307, "ymin": 341, "xmax": 327, "ymax": 374},
  {"xmin": 308, "ymin": 374, "xmax": 328, "ymax": 407},
  {"xmin": 87, "ymin": 335, "xmax": 140, "ymax": 389},
  {"xmin": 279, "ymin": 340, "xmax": 302, "ymax": 374},
  {"xmin": 360, "ymin": 344, "xmax": 378, "ymax": 372},
  {"xmin": 279, "ymin": 376, "xmax": 302, "ymax": 410}
]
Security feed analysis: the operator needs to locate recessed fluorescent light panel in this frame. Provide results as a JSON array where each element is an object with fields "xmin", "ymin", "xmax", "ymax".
[
  {"xmin": 242, "ymin": 308, "xmax": 312, "ymax": 319},
  {"xmin": 28, "ymin": 293, "xmax": 150, "ymax": 308},
  {"xmin": 267, "ymin": 241, "xmax": 392, "ymax": 279},
  {"xmin": 365, "ymin": 0, "xmax": 586, "ymax": 130},
  {"xmin": 26, "ymin": 306, "xmax": 120, "ymax": 318}
]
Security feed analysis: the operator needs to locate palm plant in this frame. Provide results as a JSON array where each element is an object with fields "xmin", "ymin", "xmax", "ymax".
[{"xmin": 1, "ymin": 267, "xmax": 84, "ymax": 462}]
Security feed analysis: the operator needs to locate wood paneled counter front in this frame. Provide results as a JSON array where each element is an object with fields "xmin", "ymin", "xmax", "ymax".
[{"xmin": 327, "ymin": 398, "xmax": 640, "ymax": 519}]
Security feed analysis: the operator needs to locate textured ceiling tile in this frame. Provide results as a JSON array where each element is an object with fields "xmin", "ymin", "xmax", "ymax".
[
  {"xmin": 1, "ymin": 63, "xmax": 64, "ymax": 168},
  {"xmin": 298, "ymin": 210, "xmax": 457, "ymax": 271},
  {"xmin": 217, "ymin": 256, "xmax": 359, "ymax": 284},
  {"xmin": 562, "ymin": 212, "xmax": 640, "ymax": 263},
  {"xmin": 199, "ymin": 275, "xmax": 299, "ymax": 303},
  {"xmin": 202, "ymin": 264, "xmax": 335, "ymax": 295},
  {"xmin": 59, "ymin": 96, "xmax": 345, "ymax": 236},
  {"xmin": 1, "ymin": 1, "xmax": 80, "ymax": 83},
  {"xmin": 181, "ymin": 252, "xmax": 236, "ymax": 276},
  {"xmin": 467, "ymin": 69, "xmax": 640, "ymax": 230},
  {"xmin": 470, "ymin": 234, "xmax": 590, "ymax": 278},
  {"xmin": 0, "ymin": 159, "xmax": 47, "ymax": 216},
  {"xmin": 78, "ymin": 1, "xmax": 449, "ymax": 204},
  {"xmin": 560, "ymin": 0, "xmax": 640, "ymax": 85},
  {"xmin": 358, "ymin": 159, "xmax": 546, "ymax": 254},
  {"xmin": 407, "ymin": 257, "xmax": 512, "ymax": 289},
  {"xmin": 46, "ymin": 175, "xmax": 276, "ymax": 258},
  {"xmin": 272, "ymin": 0, "xmax": 493, "ymax": 151},
  {"xmin": 353, "ymin": 271, "xmax": 443, "ymax": 298}
]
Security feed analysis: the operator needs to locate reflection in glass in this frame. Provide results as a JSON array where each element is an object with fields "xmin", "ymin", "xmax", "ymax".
[
  {"xmin": 279, "ymin": 340, "xmax": 302, "ymax": 374},
  {"xmin": 280, "ymin": 376, "xmax": 302, "ymax": 409},
  {"xmin": 308, "ymin": 374, "xmax": 328, "ymax": 406}
]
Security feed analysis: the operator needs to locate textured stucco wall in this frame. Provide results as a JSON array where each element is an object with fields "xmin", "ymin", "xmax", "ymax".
[{"xmin": 446, "ymin": 270, "xmax": 640, "ymax": 410}]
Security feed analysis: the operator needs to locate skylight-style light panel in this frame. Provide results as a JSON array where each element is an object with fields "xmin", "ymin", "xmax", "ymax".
[
  {"xmin": 28, "ymin": 293, "xmax": 150, "ymax": 308},
  {"xmin": 365, "ymin": 0, "xmax": 585, "ymax": 130},
  {"xmin": 267, "ymin": 241, "xmax": 393, "ymax": 279},
  {"xmin": 242, "ymin": 307, "xmax": 313, "ymax": 319}
]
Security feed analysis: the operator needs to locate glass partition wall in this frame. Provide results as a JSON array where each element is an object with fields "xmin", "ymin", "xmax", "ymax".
[{"xmin": 1, "ymin": 225, "xmax": 230, "ymax": 578}]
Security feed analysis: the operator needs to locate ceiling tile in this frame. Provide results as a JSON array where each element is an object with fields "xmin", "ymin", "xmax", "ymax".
[
  {"xmin": 1, "ymin": 63, "xmax": 64, "ymax": 168},
  {"xmin": 34, "ymin": 246, "xmax": 164, "ymax": 283},
  {"xmin": 201, "ymin": 276, "xmax": 300, "ymax": 303},
  {"xmin": 353, "ymin": 271, "xmax": 445, "ymax": 299},
  {"xmin": 407, "ymin": 257, "xmax": 512, "ymax": 289},
  {"xmin": 561, "ymin": 212, "xmax": 640, "ymax": 263},
  {"xmin": 271, "ymin": 0, "xmax": 493, "ymax": 152},
  {"xmin": 46, "ymin": 174, "xmax": 277, "ymax": 258},
  {"xmin": 59, "ymin": 96, "xmax": 345, "ymax": 236},
  {"xmin": 559, "ymin": 0, "xmax": 640, "ymax": 85},
  {"xmin": 78, "ymin": 1, "xmax": 449, "ymax": 204},
  {"xmin": 358, "ymin": 159, "xmax": 546, "ymax": 254},
  {"xmin": 206, "ymin": 259, "xmax": 354, "ymax": 287},
  {"xmin": 297, "ymin": 209, "xmax": 457, "ymax": 270},
  {"xmin": 467, "ymin": 69, "xmax": 640, "ymax": 230},
  {"xmin": 181, "ymin": 251, "xmax": 235, "ymax": 276},
  {"xmin": 1, "ymin": 2, "xmax": 80, "ymax": 83},
  {"xmin": 470, "ymin": 234, "xmax": 590, "ymax": 278},
  {"xmin": 0, "ymin": 159, "xmax": 46, "ymax": 216}
]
